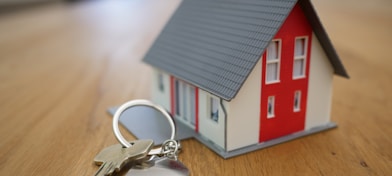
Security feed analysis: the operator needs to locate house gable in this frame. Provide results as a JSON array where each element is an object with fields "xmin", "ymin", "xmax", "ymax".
[
  {"xmin": 299, "ymin": 0, "xmax": 348, "ymax": 77},
  {"xmin": 143, "ymin": 0, "xmax": 348, "ymax": 101}
]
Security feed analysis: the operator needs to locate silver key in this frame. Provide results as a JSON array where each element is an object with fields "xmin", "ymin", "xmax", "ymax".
[{"xmin": 94, "ymin": 139, "xmax": 154, "ymax": 176}]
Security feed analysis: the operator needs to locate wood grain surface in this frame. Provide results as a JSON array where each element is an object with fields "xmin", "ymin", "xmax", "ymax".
[{"xmin": 0, "ymin": 0, "xmax": 391, "ymax": 175}]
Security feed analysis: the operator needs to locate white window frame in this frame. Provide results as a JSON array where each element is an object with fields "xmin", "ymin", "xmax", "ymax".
[
  {"xmin": 209, "ymin": 96, "xmax": 219, "ymax": 123},
  {"xmin": 266, "ymin": 39, "xmax": 281, "ymax": 84},
  {"xmin": 294, "ymin": 91, "xmax": 301, "ymax": 112},
  {"xmin": 293, "ymin": 37, "xmax": 308, "ymax": 79},
  {"xmin": 267, "ymin": 96, "xmax": 275, "ymax": 118}
]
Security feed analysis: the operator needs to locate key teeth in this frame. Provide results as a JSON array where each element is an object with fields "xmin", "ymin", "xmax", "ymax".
[
  {"xmin": 94, "ymin": 163, "xmax": 104, "ymax": 176},
  {"xmin": 95, "ymin": 162, "xmax": 116, "ymax": 176},
  {"xmin": 95, "ymin": 162, "xmax": 110, "ymax": 176},
  {"xmin": 94, "ymin": 140, "xmax": 155, "ymax": 175},
  {"xmin": 94, "ymin": 160, "xmax": 103, "ymax": 166},
  {"xmin": 112, "ymin": 140, "xmax": 154, "ymax": 170},
  {"xmin": 106, "ymin": 162, "xmax": 115, "ymax": 176}
]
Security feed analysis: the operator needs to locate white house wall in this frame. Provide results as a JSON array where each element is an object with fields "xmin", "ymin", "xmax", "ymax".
[
  {"xmin": 226, "ymin": 59, "xmax": 262, "ymax": 151},
  {"xmin": 306, "ymin": 33, "xmax": 334, "ymax": 129},
  {"xmin": 151, "ymin": 69, "xmax": 226, "ymax": 149},
  {"xmin": 198, "ymin": 91, "xmax": 226, "ymax": 149},
  {"xmin": 151, "ymin": 70, "xmax": 171, "ymax": 111}
]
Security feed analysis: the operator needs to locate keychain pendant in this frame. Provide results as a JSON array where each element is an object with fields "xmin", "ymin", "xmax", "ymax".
[{"xmin": 126, "ymin": 157, "xmax": 189, "ymax": 176}]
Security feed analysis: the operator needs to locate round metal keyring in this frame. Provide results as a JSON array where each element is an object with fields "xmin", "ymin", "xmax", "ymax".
[{"xmin": 112, "ymin": 99, "xmax": 176, "ymax": 155}]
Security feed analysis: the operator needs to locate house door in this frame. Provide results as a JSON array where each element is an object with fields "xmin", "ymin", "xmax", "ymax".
[{"xmin": 171, "ymin": 77, "xmax": 198, "ymax": 131}]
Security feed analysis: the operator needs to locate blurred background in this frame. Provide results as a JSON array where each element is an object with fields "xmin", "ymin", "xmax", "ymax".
[
  {"xmin": 0, "ymin": 0, "xmax": 64, "ymax": 11},
  {"xmin": 0, "ymin": 0, "xmax": 391, "ymax": 175},
  {"xmin": 0, "ymin": 0, "xmax": 61, "ymax": 6}
]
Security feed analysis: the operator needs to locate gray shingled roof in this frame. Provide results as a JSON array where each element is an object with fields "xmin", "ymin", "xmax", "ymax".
[{"xmin": 143, "ymin": 0, "xmax": 348, "ymax": 101}]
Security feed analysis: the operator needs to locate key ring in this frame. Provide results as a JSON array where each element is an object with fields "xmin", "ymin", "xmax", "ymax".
[{"xmin": 112, "ymin": 99, "xmax": 176, "ymax": 155}]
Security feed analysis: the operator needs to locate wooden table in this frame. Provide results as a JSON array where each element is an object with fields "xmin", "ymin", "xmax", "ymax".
[{"xmin": 0, "ymin": 0, "xmax": 391, "ymax": 175}]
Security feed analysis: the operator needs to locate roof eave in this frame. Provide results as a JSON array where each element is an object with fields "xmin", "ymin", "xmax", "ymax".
[{"xmin": 299, "ymin": 0, "xmax": 349, "ymax": 78}]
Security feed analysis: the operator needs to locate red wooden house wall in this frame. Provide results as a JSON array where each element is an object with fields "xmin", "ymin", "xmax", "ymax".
[{"xmin": 260, "ymin": 4, "xmax": 313, "ymax": 142}]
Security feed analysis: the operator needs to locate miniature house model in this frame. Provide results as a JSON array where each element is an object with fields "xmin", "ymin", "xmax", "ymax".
[{"xmin": 143, "ymin": 0, "xmax": 348, "ymax": 158}]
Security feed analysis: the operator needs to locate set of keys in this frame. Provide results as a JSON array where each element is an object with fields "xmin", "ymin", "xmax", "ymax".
[{"xmin": 93, "ymin": 100, "xmax": 189, "ymax": 176}]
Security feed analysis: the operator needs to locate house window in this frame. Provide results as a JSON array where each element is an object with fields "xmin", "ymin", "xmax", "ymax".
[
  {"xmin": 294, "ymin": 91, "xmax": 301, "ymax": 112},
  {"xmin": 293, "ymin": 37, "xmax": 307, "ymax": 78},
  {"xmin": 266, "ymin": 40, "xmax": 281, "ymax": 83},
  {"xmin": 210, "ymin": 96, "xmax": 219, "ymax": 122},
  {"xmin": 158, "ymin": 73, "xmax": 164, "ymax": 92},
  {"xmin": 175, "ymin": 80, "xmax": 188, "ymax": 119},
  {"xmin": 173, "ymin": 78, "xmax": 197, "ymax": 128},
  {"xmin": 267, "ymin": 96, "xmax": 275, "ymax": 118}
]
